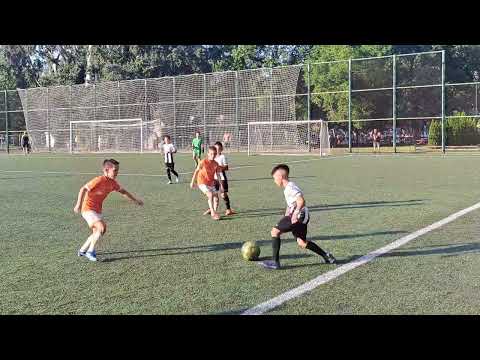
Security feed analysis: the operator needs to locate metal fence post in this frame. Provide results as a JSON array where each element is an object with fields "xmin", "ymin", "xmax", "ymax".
[
  {"xmin": 141, "ymin": 79, "xmax": 147, "ymax": 153},
  {"xmin": 441, "ymin": 50, "xmax": 446, "ymax": 154},
  {"xmin": 307, "ymin": 63, "xmax": 311, "ymax": 153},
  {"xmin": 235, "ymin": 71, "xmax": 240, "ymax": 152},
  {"xmin": 5, "ymin": 90, "xmax": 9, "ymax": 154},
  {"xmin": 270, "ymin": 67, "xmax": 273, "ymax": 151},
  {"xmin": 392, "ymin": 54, "xmax": 397, "ymax": 153},
  {"xmin": 203, "ymin": 74, "xmax": 207, "ymax": 145},
  {"xmin": 348, "ymin": 59, "xmax": 352, "ymax": 153},
  {"xmin": 46, "ymin": 88, "xmax": 50, "ymax": 152},
  {"xmin": 172, "ymin": 77, "xmax": 176, "ymax": 147}
]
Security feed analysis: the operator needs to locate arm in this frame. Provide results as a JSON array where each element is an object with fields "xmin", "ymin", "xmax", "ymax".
[
  {"xmin": 190, "ymin": 163, "xmax": 201, "ymax": 188},
  {"xmin": 118, "ymin": 188, "xmax": 144, "ymax": 206},
  {"xmin": 291, "ymin": 195, "xmax": 305, "ymax": 224},
  {"xmin": 74, "ymin": 186, "xmax": 88, "ymax": 213}
]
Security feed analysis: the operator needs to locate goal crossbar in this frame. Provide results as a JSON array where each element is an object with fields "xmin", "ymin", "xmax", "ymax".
[{"xmin": 69, "ymin": 118, "xmax": 144, "ymax": 154}]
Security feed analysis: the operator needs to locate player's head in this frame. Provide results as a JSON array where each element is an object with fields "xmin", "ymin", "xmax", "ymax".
[
  {"xmin": 195, "ymin": 131, "xmax": 200, "ymax": 138},
  {"xmin": 164, "ymin": 135, "xmax": 171, "ymax": 144},
  {"xmin": 214, "ymin": 141, "xmax": 223, "ymax": 154},
  {"xmin": 271, "ymin": 164, "xmax": 289, "ymax": 187},
  {"xmin": 103, "ymin": 158, "xmax": 120, "ymax": 179},
  {"xmin": 207, "ymin": 145, "xmax": 217, "ymax": 160}
]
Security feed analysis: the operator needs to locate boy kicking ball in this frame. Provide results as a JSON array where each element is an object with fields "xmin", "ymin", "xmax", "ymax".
[
  {"xmin": 260, "ymin": 164, "xmax": 336, "ymax": 270},
  {"xmin": 190, "ymin": 146, "xmax": 223, "ymax": 221},
  {"xmin": 74, "ymin": 159, "xmax": 144, "ymax": 262}
]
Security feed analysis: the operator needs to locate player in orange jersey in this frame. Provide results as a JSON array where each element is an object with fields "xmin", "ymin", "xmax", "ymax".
[
  {"xmin": 73, "ymin": 159, "xmax": 144, "ymax": 261},
  {"xmin": 190, "ymin": 146, "xmax": 224, "ymax": 220}
]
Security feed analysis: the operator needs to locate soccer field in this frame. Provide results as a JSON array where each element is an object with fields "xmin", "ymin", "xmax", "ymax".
[{"xmin": 1, "ymin": 152, "xmax": 480, "ymax": 315}]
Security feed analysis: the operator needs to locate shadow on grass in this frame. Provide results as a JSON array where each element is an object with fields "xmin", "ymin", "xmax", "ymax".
[
  {"xmin": 99, "ymin": 231, "xmax": 401, "ymax": 263},
  {"xmin": 227, "ymin": 199, "xmax": 426, "ymax": 219},
  {"xmin": 229, "ymin": 175, "xmax": 316, "ymax": 183},
  {"xmin": 381, "ymin": 242, "xmax": 480, "ymax": 258}
]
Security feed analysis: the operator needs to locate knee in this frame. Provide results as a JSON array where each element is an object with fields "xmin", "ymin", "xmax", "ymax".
[
  {"xmin": 220, "ymin": 193, "xmax": 225, "ymax": 199},
  {"xmin": 271, "ymin": 228, "xmax": 280, "ymax": 237},
  {"xmin": 96, "ymin": 223, "xmax": 106, "ymax": 235},
  {"xmin": 297, "ymin": 238, "xmax": 307, "ymax": 248}
]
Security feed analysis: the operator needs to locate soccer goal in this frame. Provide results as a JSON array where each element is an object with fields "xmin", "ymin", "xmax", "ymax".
[
  {"xmin": 247, "ymin": 120, "xmax": 330, "ymax": 156},
  {"xmin": 69, "ymin": 118, "xmax": 143, "ymax": 154}
]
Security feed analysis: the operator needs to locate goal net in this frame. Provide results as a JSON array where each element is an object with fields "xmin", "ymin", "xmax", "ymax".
[
  {"xmin": 247, "ymin": 120, "xmax": 330, "ymax": 156},
  {"xmin": 70, "ymin": 118, "xmax": 143, "ymax": 153}
]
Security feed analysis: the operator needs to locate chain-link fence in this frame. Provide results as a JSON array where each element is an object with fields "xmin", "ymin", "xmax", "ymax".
[{"xmin": 1, "ymin": 49, "xmax": 479, "ymax": 154}]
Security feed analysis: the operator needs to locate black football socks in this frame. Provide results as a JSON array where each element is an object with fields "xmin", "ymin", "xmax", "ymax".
[
  {"xmin": 224, "ymin": 194, "xmax": 231, "ymax": 210},
  {"xmin": 306, "ymin": 241, "xmax": 328, "ymax": 259},
  {"xmin": 272, "ymin": 236, "xmax": 281, "ymax": 264}
]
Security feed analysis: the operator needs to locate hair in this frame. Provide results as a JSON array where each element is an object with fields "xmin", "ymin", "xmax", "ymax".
[
  {"xmin": 214, "ymin": 141, "xmax": 223, "ymax": 149},
  {"xmin": 195, "ymin": 131, "xmax": 200, "ymax": 135},
  {"xmin": 103, "ymin": 158, "xmax": 120, "ymax": 167},
  {"xmin": 271, "ymin": 164, "xmax": 289, "ymax": 177},
  {"xmin": 207, "ymin": 145, "xmax": 217, "ymax": 153},
  {"xmin": 164, "ymin": 135, "xmax": 171, "ymax": 140}
]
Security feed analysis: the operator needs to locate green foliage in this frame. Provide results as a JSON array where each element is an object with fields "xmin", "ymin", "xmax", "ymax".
[
  {"xmin": 307, "ymin": 45, "xmax": 393, "ymax": 122},
  {"xmin": 428, "ymin": 120, "xmax": 442, "ymax": 145},
  {"xmin": 428, "ymin": 112, "xmax": 480, "ymax": 146}
]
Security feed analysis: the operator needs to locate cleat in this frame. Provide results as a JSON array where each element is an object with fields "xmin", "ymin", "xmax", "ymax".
[
  {"xmin": 211, "ymin": 213, "xmax": 220, "ymax": 220},
  {"xmin": 78, "ymin": 250, "xmax": 86, "ymax": 257},
  {"xmin": 324, "ymin": 252, "xmax": 336, "ymax": 264},
  {"xmin": 85, "ymin": 251, "xmax": 97, "ymax": 262},
  {"xmin": 203, "ymin": 209, "xmax": 211, "ymax": 216},
  {"xmin": 176, "ymin": 177, "xmax": 180, "ymax": 183},
  {"xmin": 225, "ymin": 209, "xmax": 236, "ymax": 216},
  {"xmin": 259, "ymin": 260, "xmax": 280, "ymax": 270},
  {"xmin": 167, "ymin": 180, "xmax": 172, "ymax": 184}
]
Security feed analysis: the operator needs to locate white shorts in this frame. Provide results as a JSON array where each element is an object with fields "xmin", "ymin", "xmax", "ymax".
[
  {"xmin": 81, "ymin": 211, "xmax": 104, "ymax": 227},
  {"xmin": 198, "ymin": 184, "xmax": 218, "ymax": 195}
]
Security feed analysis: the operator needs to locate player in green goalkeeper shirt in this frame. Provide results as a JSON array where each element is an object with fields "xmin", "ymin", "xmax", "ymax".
[{"xmin": 192, "ymin": 131, "xmax": 204, "ymax": 167}]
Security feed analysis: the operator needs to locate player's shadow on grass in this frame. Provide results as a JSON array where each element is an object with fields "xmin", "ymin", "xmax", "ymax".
[
  {"xmin": 100, "ymin": 230, "xmax": 405, "ymax": 262},
  {"xmin": 228, "ymin": 199, "xmax": 426, "ymax": 219},
  {"xmin": 380, "ymin": 242, "xmax": 480, "ymax": 258},
  {"xmin": 229, "ymin": 175, "xmax": 316, "ymax": 183}
]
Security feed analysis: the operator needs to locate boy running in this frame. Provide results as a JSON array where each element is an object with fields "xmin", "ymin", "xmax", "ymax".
[
  {"xmin": 73, "ymin": 159, "xmax": 144, "ymax": 262},
  {"xmin": 190, "ymin": 146, "xmax": 223, "ymax": 221},
  {"xmin": 162, "ymin": 135, "xmax": 180, "ymax": 184},
  {"xmin": 192, "ymin": 131, "xmax": 203, "ymax": 167},
  {"xmin": 260, "ymin": 164, "xmax": 336, "ymax": 270}
]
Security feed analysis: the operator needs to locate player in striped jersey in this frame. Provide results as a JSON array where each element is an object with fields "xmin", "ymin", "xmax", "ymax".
[
  {"xmin": 213, "ymin": 141, "xmax": 235, "ymax": 215},
  {"xmin": 162, "ymin": 135, "xmax": 180, "ymax": 184},
  {"xmin": 260, "ymin": 164, "xmax": 336, "ymax": 270}
]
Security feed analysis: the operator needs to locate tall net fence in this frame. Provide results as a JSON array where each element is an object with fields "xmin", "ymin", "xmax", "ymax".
[{"xmin": 1, "ymin": 49, "xmax": 480, "ymax": 154}]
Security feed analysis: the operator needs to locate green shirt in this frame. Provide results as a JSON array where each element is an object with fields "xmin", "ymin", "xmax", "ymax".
[{"xmin": 192, "ymin": 138, "xmax": 203, "ymax": 151}]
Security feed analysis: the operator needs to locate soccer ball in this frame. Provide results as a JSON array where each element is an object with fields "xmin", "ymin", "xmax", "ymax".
[{"xmin": 241, "ymin": 241, "xmax": 260, "ymax": 261}]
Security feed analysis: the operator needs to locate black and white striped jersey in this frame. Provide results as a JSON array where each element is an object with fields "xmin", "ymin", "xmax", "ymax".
[{"xmin": 162, "ymin": 143, "xmax": 176, "ymax": 163}]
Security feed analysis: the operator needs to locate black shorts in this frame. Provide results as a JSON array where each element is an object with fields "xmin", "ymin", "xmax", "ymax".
[
  {"xmin": 22, "ymin": 143, "xmax": 29, "ymax": 148},
  {"xmin": 275, "ymin": 215, "xmax": 309, "ymax": 240},
  {"xmin": 214, "ymin": 179, "xmax": 229, "ymax": 193},
  {"xmin": 165, "ymin": 162, "xmax": 175, "ymax": 170}
]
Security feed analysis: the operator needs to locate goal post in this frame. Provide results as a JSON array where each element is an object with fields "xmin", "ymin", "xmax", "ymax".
[
  {"xmin": 69, "ymin": 118, "xmax": 143, "ymax": 154},
  {"xmin": 247, "ymin": 120, "xmax": 330, "ymax": 156}
]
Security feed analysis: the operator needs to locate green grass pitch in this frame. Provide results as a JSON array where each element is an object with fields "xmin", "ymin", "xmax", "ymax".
[{"xmin": 1, "ymin": 152, "xmax": 480, "ymax": 314}]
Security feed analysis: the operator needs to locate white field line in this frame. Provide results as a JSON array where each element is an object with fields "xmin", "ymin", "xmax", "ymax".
[
  {"xmin": 0, "ymin": 157, "xmax": 327, "ymax": 178},
  {"xmin": 242, "ymin": 201, "xmax": 480, "ymax": 315}
]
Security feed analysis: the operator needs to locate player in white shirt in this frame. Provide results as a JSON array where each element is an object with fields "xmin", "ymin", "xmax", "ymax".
[
  {"xmin": 260, "ymin": 164, "xmax": 336, "ymax": 270},
  {"xmin": 203, "ymin": 141, "xmax": 236, "ymax": 216},
  {"xmin": 162, "ymin": 135, "xmax": 179, "ymax": 184},
  {"xmin": 214, "ymin": 142, "xmax": 235, "ymax": 215}
]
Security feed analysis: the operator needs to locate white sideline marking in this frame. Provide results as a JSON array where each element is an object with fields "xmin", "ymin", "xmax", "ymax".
[
  {"xmin": 242, "ymin": 201, "xmax": 480, "ymax": 315},
  {"xmin": 0, "ymin": 158, "xmax": 321, "ymax": 178}
]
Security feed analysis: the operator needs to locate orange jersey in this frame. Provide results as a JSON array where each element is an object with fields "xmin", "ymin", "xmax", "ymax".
[
  {"xmin": 197, "ymin": 159, "xmax": 218, "ymax": 186},
  {"xmin": 81, "ymin": 176, "xmax": 121, "ymax": 213}
]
